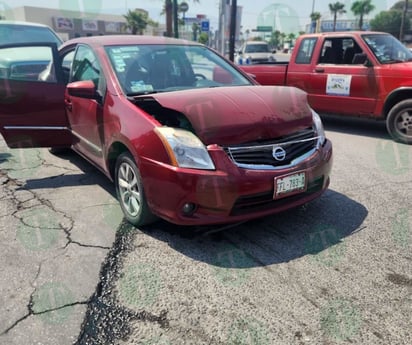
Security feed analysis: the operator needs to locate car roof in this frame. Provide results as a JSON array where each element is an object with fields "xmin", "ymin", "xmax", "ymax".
[
  {"xmin": 0, "ymin": 20, "xmax": 53, "ymax": 28},
  {"xmin": 303, "ymin": 31, "xmax": 391, "ymax": 39},
  {"xmin": 61, "ymin": 35, "xmax": 204, "ymax": 49}
]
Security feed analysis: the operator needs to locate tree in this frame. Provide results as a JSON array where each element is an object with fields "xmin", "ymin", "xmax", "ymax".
[
  {"xmin": 310, "ymin": 11, "xmax": 322, "ymax": 33},
  {"xmin": 123, "ymin": 9, "xmax": 157, "ymax": 35},
  {"xmin": 328, "ymin": 2, "xmax": 346, "ymax": 31},
  {"xmin": 370, "ymin": 10, "xmax": 409, "ymax": 38},
  {"xmin": 269, "ymin": 30, "xmax": 282, "ymax": 48},
  {"xmin": 198, "ymin": 32, "xmax": 208, "ymax": 44},
  {"xmin": 391, "ymin": 0, "xmax": 408, "ymax": 10},
  {"xmin": 164, "ymin": 0, "xmax": 199, "ymax": 37},
  {"xmin": 351, "ymin": 0, "xmax": 375, "ymax": 30}
]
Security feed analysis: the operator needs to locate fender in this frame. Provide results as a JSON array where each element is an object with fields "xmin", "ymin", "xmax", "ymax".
[{"xmin": 383, "ymin": 86, "xmax": 412, "ymax": 118}]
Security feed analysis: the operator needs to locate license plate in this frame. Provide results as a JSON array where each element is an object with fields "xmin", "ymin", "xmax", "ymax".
[{"xmin": 274, "ymin": 172, "xmax": 306, "ymax": 198}]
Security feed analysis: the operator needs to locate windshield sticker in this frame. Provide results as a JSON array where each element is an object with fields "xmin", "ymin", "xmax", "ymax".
[
  {"xmin": 326, "ymin": 74, "xmax": 352, "ymax": 96},
  {"xmin": 130, "ymin": 81, "xmax": 153, "ymax": 93}
]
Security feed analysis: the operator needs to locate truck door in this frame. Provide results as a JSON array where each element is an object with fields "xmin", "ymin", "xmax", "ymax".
[{"xmin": 307, "ymin": 37, "xmax": 378, "ymax": 116}]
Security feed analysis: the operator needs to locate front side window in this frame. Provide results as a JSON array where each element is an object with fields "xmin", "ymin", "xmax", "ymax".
[
  {"xmin": 0, "ymin": 46, "xmax": 53, "ymax": 81},
  {"xmin": 71, "ymin": 45, "xmax": 102, "ymax": 88},
  {"xmin": 105, "ymin": 44, "xmax": 252, "ymax": 95}
]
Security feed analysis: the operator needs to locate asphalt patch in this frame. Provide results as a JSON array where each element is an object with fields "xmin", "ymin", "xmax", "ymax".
[{"xmin": 74, "ymin": 220, "xmax": 168, "ymax": 345}]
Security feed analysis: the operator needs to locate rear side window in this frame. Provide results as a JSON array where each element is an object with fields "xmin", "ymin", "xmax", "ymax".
[
  {"xmin": 0, "ymin": 24, "xmax": 62, "ymax": 46},
  {"xmin": 295, "ymin": 37, "xmax": 317, "ymax": 64}
]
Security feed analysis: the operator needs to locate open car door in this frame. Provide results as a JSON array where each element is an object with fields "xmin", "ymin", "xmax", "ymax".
[{"xmin": 0, "ymin": 42, "xmax": 72, "ymax": 148}]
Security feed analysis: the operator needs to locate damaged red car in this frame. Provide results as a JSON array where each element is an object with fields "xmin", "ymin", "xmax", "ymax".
[{"xmin": 0, "ymin": 36, "xmax": 332, "ymax": 226}]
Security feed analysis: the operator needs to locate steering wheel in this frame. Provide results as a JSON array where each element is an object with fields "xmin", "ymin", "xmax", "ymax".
[{"xmin": 194, "ymin": 73, "xmax": 207, "ymax": 80}]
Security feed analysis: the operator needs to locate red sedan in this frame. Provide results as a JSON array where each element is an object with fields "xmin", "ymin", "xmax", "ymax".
[{"xmin": 0, "ymin": 35, "xmax": 332, "ymax": 226}]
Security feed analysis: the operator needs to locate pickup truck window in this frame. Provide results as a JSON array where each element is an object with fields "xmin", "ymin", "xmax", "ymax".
[
  {"xmin": 362, "ymin": 33, "xmax": 412, "ymax": 64},
  {"xmin": 295, "ymin": 37, "xmax": 317, "ymax": 64},
  {"xmin": 319, "ymin": 37, "xmax": 363, "ymax": 64}
]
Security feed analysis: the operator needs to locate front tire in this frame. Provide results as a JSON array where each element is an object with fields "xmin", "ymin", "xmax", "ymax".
[
  {"xmin": 386, "ymin": 100, "xmax": 412, "ymax": 144},
  {"xmin": 114, "ymin": 152, "xmax": 157, "ymax": 227}
]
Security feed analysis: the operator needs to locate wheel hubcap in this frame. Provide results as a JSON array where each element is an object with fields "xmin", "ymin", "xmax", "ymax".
[
  {"xmin": 396, "ymin": 110, "xmax": 412, "ymax": 137},
  {"xmin": 118, "ymin": 162, "xmax": 141, "ymax": 217}
]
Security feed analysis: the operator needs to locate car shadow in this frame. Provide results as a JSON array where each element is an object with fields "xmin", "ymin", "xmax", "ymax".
[
  {"xmin": 14, "ymin": 149, "xmax": 117, "ymax": 198},
  {"xmin": 321, "ymin": 114, "xmax": 390, "ymax": 140},
  {"xmin": 137, "ymin": 189, "xmax": 368, "ymax": 268},
  {"xmin": 4, "ymin": 148, "xmax": 368, "ymax": 270}
]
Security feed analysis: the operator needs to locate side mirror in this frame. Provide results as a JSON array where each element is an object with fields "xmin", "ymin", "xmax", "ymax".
[
  {"xmin": 67, "ymin": 80, "xmax": 99, "ymax": 99},
  {"xmin": 272, "ymin": 49, "xmax": 277, "ymax": 54}
]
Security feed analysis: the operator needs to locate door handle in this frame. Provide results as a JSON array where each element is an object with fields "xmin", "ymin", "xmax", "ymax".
[
  {"xmin": 315, "ymin": 67, "xmax": 325, "ymax": 73},
  {"xmin": 64, "ymin": 97, "xmax": 72, "ymax": 111}
]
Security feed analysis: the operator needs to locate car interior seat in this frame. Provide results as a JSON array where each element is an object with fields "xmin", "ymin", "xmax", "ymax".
[
  {"xmin": 148, "ymin": 52, "xmax": 174, "ymax": 89},
  {"xmin": 343, "ymin": 47, "xmax": 355, "ymax": 64},
  {"xmin": 125, "ymin": 60, "xmax": 149, "ymax": 94}
]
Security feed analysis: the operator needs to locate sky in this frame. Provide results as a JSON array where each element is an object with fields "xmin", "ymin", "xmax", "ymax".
[{"xmin": 1, "ymin": 0, "xmax": 400, "ymax": 33}]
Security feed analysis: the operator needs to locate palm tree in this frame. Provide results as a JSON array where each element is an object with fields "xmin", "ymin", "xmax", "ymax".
[
  {"xmin": 164, "ymin": 0, "xmax": 200, "ymax": 37},
  {"xmin": 329, "ymin": 2, "xmax": 346, "ymax": 31},
  {"xmin": 310, "ymin": 11, "xmax": 322, "ymax": 33},
  {"xmin": 123, "ymin": 9, "xmax": 157, "ymax": 35},
  {"xmin": 351, "ymin": 0, "xmax": 375, "ymax": 30}
]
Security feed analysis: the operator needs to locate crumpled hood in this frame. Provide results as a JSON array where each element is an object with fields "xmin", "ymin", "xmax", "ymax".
[{"xmin": 148, "ymin": 85, "xmax": 313, "ymax": 146}]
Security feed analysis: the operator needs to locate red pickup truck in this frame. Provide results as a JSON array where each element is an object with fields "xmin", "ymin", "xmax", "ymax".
[{"xmin": 240, "ymin": 31, "xmax": 412, "ymax": 144}]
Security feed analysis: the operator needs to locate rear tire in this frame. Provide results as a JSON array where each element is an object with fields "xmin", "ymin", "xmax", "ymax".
[
  {"xmin": 114, "ymin": 152, "xmax": 157, "ymax": 227},
  {"xmin": 386, "ymin": 100, "xmax": 412, "ymax": 144}
]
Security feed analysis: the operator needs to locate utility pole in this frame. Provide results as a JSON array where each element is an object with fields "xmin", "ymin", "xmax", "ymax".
[
  {"xmin": 400, "ymin": 0, "xmax": 409, "ymax": 41},
  {"xmin": 173, "ymin": 0, "xmax": 179, "ymax": 38},
  {"xmin": 228, "ymin": 0, "xmax": 237, "ymax": 62}
]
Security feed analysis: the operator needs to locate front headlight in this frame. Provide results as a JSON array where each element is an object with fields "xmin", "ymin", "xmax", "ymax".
[
  {"xmin": 312, "ymin": 110, "xmax": 326, "ymax": 146},
  {"xmin": 155, "ymin": 127, "xmax": 215, "ymax": 170}
]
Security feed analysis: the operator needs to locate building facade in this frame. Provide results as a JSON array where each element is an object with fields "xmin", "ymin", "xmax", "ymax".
[{"xmin": 2, "ymin": 6, "xmax": 163, "ymax": 41}]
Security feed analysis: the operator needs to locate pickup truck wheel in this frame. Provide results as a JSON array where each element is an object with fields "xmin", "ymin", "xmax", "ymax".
[
  {"xmin": 387, "ymin": 100, "xmax": 412, "ymax": 144},
  {"xmin": 115, "ymin": 152, "xmax": 157, "ymax": 227}
]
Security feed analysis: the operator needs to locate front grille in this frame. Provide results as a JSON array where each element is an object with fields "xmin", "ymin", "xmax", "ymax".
[
  {"xmin": 230, "ymin": 176, "xmax": 324, "ymax": 216},
  {"xmin": 225, "ymin": 127, "xmax": 318, "ymax": 169}
]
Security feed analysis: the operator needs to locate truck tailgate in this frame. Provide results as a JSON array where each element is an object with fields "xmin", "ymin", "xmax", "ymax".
[{"xmin": 239, "ymin": 63, "xmax": 288, "ymax": 86}]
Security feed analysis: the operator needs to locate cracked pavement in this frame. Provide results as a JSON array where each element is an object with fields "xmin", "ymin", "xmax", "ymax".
[
  {"xmin": 0, "ymin": 139, "xmax": 118, "ymax": 345},
  {"xmin": 1, "ymin": 116, "xmax": 411, "ymax": 345}
]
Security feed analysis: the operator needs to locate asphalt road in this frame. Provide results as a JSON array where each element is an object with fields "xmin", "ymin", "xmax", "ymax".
[{"xmin": 0, "ymin": 115, "xmax": 411, "ymax": 345}]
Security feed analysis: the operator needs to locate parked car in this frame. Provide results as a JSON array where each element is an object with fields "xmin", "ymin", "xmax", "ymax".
[
  {"xmin": 235, "ymin": 41, "xmax": 277, "ymax": 65},
  {"xmin": 0, "ymin": 20, "xmax": 62, "ymax": 46},
  {"xmin": 0, "ymin": 35, "xmax": 332, "ymax": 227},
  {"xmin": 0, "ymin": 21, "xmax": 63, "ymax": 80}
]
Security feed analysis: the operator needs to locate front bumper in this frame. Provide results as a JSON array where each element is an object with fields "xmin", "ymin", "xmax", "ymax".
[{"xmin": 140, "ymin": 139, "xmax": 333, "ymax": 226}]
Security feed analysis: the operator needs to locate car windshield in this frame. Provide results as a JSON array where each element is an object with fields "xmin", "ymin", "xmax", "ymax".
[
  {"xmin": 362, "ymin": 33, "xmax": 412, "ymax": 64},
  {"xmin": 105, "ymin": 44, "xmax": 252, "ymax": 95},
  {"xmin": 0, "ymin": 24, "xmax": 62, "ymax": 46},
  {"xmin": 244, "ymin": 44, "xmax": 270, "ymax": 53}
]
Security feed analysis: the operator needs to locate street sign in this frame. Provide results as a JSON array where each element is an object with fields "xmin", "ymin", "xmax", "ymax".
[
  {"xmin": 179, "ymin": 2, "xmax": 189, "ymax": 12},
  {"xmin": 256, "ymin": 26, "xmax": 272, "ymax": 32},
  {"xmin": 201, "ymin": 20, "xmax": 209, "ymax": 32}
]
